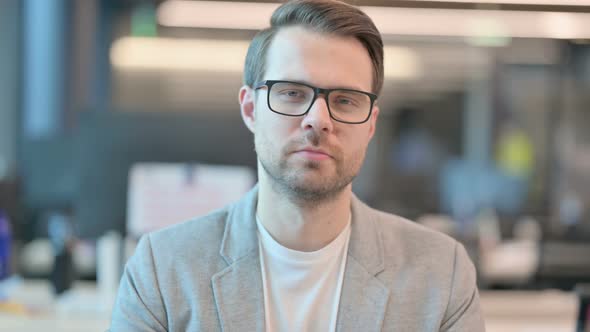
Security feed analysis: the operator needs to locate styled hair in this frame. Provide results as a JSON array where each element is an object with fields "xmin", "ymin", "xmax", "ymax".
[{"xmin": 243, "ymin": 0, "xmax": 384, "ymax": 95}]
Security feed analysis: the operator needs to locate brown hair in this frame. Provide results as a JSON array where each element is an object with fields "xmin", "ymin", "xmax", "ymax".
[{"xmin": 243, "ymin": 0, "xmax": 384, "ymax": 95}]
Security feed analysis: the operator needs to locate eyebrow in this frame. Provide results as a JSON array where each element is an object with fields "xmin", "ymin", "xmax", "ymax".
[{"xmin": 278, "ymin": 78, "xmax": 366, "ymax": 92}]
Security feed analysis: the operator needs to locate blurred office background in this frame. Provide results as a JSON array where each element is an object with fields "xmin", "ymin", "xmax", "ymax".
[{"xmin": 0, "ymin": 0, "xmax": 590, "ymax": 331}]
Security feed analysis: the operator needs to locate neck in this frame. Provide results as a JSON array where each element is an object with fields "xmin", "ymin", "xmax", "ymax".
[{"xmin": 257, "ymin": 173, "xmax": 352, "ymax": 252}]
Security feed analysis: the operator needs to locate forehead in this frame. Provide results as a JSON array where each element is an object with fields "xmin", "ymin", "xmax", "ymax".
[{"xmin": 264, "ymin": 26, "xmax": 373, "ymax": 92}]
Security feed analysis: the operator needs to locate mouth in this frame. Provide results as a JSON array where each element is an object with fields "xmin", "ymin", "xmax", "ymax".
[{"xmin": 292, "ymin": 148, "xmax": 333, "ymax": 161}]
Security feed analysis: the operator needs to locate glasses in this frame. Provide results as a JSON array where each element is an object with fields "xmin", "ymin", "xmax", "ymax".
[{"xmin": 253, "ymin": 80, "xmax": 377, "ymax": 124}]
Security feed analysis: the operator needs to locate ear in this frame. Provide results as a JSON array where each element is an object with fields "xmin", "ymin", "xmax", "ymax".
[
  {"xmin": 367, "ymin": 105, "xmax": 380, "ymax": 140},
  {"xmin": 239, "ymin": 85, "xmax": 256, "ymax": 133}
]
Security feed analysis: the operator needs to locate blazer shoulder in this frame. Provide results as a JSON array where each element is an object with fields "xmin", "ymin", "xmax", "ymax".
[
  {"xmin": 145, "ymin": 206, "xmax": 230, "ymax": 258},
  {"xmin": 377, "ymin": 209, "xmax": 457, "ymax": 246},
  {"xmin": 371, "ymin": 208, "xmax": 461, "ymax": 269}
]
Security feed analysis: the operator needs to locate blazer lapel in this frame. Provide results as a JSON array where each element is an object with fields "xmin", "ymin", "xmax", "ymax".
[
  {"xmin": 337, "ymin": 256, "xmax": 390, "ymax": 331},
  {"xmin": 211, "ymin": 186, "xmax": 265, "ymax": 332},
  {"xmin": 212, "ymin": 253, "xmax": 265, "ymax": 332},
  {"xmin": 337, "ymin": 195, "xmax": 391, "ymax": 331},
  {"xmin": 209, "ymin": 188, "xmax": 391, "ymax": 331}
]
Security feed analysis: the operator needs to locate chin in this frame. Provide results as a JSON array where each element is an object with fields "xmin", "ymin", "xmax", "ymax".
[{"xmin": 283, "ymin": 172, "xmax": 350, "ymax": 199}]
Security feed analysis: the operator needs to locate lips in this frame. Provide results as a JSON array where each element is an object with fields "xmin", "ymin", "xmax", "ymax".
[
  {"xmin": 292, "ymin": 147, "xmax": 332, "ymax": 161},
  {"xmin": 298, "ymin": 147, "xmax": 329, "ymax": 155}
]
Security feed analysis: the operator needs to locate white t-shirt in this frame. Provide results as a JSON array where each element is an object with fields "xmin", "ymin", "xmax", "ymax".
[{"xmin": 256, "ymin": 215, "xmax": 351, "ymax": 332}]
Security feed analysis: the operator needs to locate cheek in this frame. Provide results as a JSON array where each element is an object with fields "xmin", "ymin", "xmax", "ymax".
[
  {"xmin": 341, "ymin": 129, "xmax": 371, "ymax": 158},
  {"xmin": 256, "ymin": 110, "xmax": 300, "ymax": 140},
  {"xmin": 254, "ymin": 114, "xmax": 293, "ymax": 156}
]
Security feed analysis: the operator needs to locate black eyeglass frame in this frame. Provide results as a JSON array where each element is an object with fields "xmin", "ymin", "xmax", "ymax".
[{"xmin": 253, "ymin": 80, "xmax": 378, "ymax": 124}]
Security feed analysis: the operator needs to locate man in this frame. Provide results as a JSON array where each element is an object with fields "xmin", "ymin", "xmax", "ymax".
[{"xmin": 110, "ymin": 0, "xmax": 485, "ymax": 331}]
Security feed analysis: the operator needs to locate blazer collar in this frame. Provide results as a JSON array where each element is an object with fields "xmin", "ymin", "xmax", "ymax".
[
  {"xmin": 219, "ymin": 185, "xmax": 385, "ymax": 276},
  {"xmin": 218, "ymin": 186, "xmax": 259, "ymax": 266},
  {"xmin": 213, "ymin": 186, "xmax": 263, "ymax": 332},
  {"xmin": 348, "ymin": 195, "xmax": 386, "ymax": 276},
  {"xmin": 337, "ymin": 196, "xmax": 389, "ymax": 331},
  {"xmin": 215, "ymin": 185, "xmax": 389, "ymax": 331}
]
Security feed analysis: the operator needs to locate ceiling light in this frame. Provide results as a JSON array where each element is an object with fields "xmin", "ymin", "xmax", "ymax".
[
  {"xmin": 158, "ymin": 0, "xmax": 277, "ymax": 30},
  {"xmin": 111, "ymin": 37, "xmax": 421, "ymax": 80},
  {"xmin": 157, "ymin": 0, "xmax": 590, "ymax": 39},
  {"xmin": 384, "ymin": 47, "xmax": 422, "ymax": 79},
  {"xmin": 110, "ymin": 37, "xmax": 249, "ymax": 72},
  {"xmin": 410, "ymin": 0, "xmax": 590, "ymax": 5}
]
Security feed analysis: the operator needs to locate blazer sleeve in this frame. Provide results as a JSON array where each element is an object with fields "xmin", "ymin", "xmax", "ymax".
[
  {"xmin": 110, "ymin": 234, "xmax": 168, "ymax": 332},
  {"xmin": 440, "ymin": 242, "xmax": 486, "ymax": 332}
]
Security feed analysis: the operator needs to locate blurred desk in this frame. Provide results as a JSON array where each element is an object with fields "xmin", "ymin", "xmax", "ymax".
[
  {"xmin": 480, "ymin": 290, "xmax": 578, "ymax": 332},
  {"xmin": 0, "ymin": 279, "xmax": 110, "ymax": 332},
  {"xmin": 0, "ymin": 280, "xmax": 579, "ymax": 332}
]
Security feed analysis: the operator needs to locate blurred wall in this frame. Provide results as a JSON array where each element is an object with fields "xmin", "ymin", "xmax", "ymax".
[{"xmin": 0, "ymin": 0, "xmax": 19, "ymax": 177}]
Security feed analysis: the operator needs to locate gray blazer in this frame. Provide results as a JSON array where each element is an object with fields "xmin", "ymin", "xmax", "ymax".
[{"xmin": 110, "ymin": 186, "xmax": 485, "ymax": 331}]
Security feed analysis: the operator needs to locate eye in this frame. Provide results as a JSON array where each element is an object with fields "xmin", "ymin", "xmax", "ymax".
[
  {"xmin": 284, "ymin": 90, "xmax": 302, "ymax": 97},
  {"xmin": 276, "ymin": 88, "xmax": 308, "ymax": 101},
  {"xmin": 332, "ymin": 95, "xmax": 360, "ymax": 107},
  {"xmin": 335, "ymin": 97, "xmax": 354, "ymax": 105},
  {"xmin": 330, "ymin": 90, "xmax": 369, "ymax": 109}
]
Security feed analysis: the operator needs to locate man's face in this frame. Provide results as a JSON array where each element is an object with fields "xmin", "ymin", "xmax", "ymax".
[{"xmin": 240, "ymin": 26, "xmax": 379, "ymax": 200}]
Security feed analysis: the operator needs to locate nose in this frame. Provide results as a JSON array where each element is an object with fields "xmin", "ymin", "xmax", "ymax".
[{"xmin": 300, "ymin": 95, "xmax": 333, "ymax": 133}]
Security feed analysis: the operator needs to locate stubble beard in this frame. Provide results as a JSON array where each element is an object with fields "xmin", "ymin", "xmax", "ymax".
[{"xmin": 256, "ymin": 129, "xmax": 365, "ymax": 205}]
